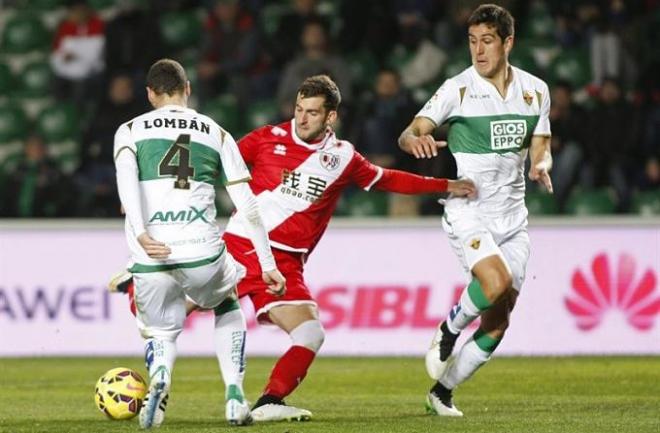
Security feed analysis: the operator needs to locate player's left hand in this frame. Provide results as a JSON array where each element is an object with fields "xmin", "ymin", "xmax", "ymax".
[
  {"xmin": 262, "ymin": 269, "xmax": 286, "ymax": 297},
  {"xmin": 447, "ymin": 178, "xmax": 477, "ymax": 198},
  {"xmin": 529, "ymin": 161, "xmax": 554, "ymax": 193},
  {"xmin": 137, "ymin": 232, "xmax": 172, "ymax": 259}
]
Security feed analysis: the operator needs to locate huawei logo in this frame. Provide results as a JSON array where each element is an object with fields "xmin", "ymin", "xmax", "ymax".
[{"xmin": 564, "ymin": 253, "xmax": 659, "ymax": 331}]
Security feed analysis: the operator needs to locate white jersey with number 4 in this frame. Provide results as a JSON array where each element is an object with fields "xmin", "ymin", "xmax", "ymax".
[
  {"xmin": 113, "ymin": 105, "xmax": 250, "ymax": 272},
  {"xmin": 417, "ymin": 65, "xmax": 551, "ymax": 216}
]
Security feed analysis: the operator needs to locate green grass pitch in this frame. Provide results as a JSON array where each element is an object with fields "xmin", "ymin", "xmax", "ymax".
[{"xmin": 0, "ymin": 356, "xmax": 658, "ymax": 433}]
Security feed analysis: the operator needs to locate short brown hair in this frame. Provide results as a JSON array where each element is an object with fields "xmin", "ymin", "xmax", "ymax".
[
  {"xmin": 146, "ymin": 59, "xmax": 187, "ymax": 96},
  {"xmin": 467, "ymin": 4, "xmax": 515, "ymax": 41},
  {"xmin": 297, "ymin": 75, "xmax": 341, "ymax": 112}
]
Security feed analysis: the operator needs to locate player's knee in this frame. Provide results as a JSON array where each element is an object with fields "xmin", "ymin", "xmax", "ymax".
[
  {"xmin": 482, "ymin": 271, "xmax": 513, "ymax": 302},
  {"xmin": 290, "ymin": 319, "xmax": 325, "ymax": 353}
]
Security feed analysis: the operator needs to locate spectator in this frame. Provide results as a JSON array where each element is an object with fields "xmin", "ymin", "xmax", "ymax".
[
  {"xmin": 337, "ymin": 0, "xmax": 398, "ymax": 60},
  {"xmin": 5, "ymin": 135, "xmax": 74, "ymax": 217},
  {"xmin": 270, "ymin": 0, "xmax": 322, "ymax": 67},
  {"xmin": 352, "ymin": 69, "xmax": 417, "ymax": 168},
  {"xmin": 277, "ymin": 19, "xmax": 352, "ymax": 119},
  {"xmin": 546, "ymin": 81, "xmax": 587, "ymax": 211},
  {"xmin": 636, "ymin": 157, "xmax": 660, "ymax": 192},
  {"xmin": 584, "ymin": 77, "xmax": 639, "ymax": 211},
  {"xmin": 50, "ymin": 0, "xmax": 105, "ymax": 110},
  {"xmin": 104, "ymin": 0, "xmax": 164, "ymax": 81},
  {"xmin": 197, "ymin": 0, "xmax": 262, "ymax": 107},
  {"xmin": 77, "ymin": 74, "xmax": 147, "ymax": 217},
  {"xmin": 389, "ymin": 12, "xmax": 446, "ymax": 89}
]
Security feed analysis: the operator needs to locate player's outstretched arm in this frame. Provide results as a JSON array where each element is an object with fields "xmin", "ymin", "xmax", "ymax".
[
  {"xmin": 528, "ymin": 135, "xmax": 554, "ymax": 193},
  {"xmin": 398, "ymin": 117, "xmax": 446, "ymax": 159},
  {"xmin": 374, "ymin": 167, "xmax": 476, "ymax": 198},
  {"xmin": 226, "ymin": 182, "xmax": 286, "ymax": 297}
]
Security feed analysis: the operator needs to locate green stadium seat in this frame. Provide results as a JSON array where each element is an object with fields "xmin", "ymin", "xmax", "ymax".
[
  {"xmin": 549, "ymin": 49, "xmax": 592, "ymax": 88},
  {"xmin": 1, "ymin": 13, "xmax": 50, "ymax": 53},
  {"xmin": 36, "ymin": 103, "xmax": 79, "ymax": 142},
  {"xmin": 0, "ymin": 63, "xmax": 14, "ymax": 96},
  {"xmin": 0, "ymin": 105, "xmax": 28, "ymax": 168},
  {"xmin": 87, "ymin": 0, "xmax": 116, "ymax": 10},
  {"xmin": 509, "ymin": 45, "xmax": 541, "ymax": 76},
  {"xmin": 521, "ymin": 1, "xmax": 554, "ymax": 41},
  {"xmin": 345, "ymin": 50, "xmax": 378, "ymax": 90},
  {"xmin": 15, "ymin": 60, "xmax": 52, "ymax": 98},
  {"xmin": 631, "ymin": 191, "xmax": 660, "ymax": 216},
  {"xmin": 160, "ymin": 11, "xmax": 202, "ymax": 51},
  {"xmin": 0, "ymin": 105, "xmax": 28, "ymax": 142},
  {"xmin": 525, "ymin": 191, "xmax": 559, "ymax": 215},
  {"xmin": 202, "ymin": 96, "xmax": 241, "ymax": 134},
  {"xmin": 245, "ymin": 100, "xmax": 278, "ymax": 131},
  {"xmin": 566, "ymin": 189, "xmax": 616, "ymax": 215},
  {"xmin": 442, "ymin": 50, "xmax": 471, "ymax": 80},
  {"xmin": 19, "ymin": 0, "xmax": 65, "ymax": 10},
  {"xmin": 346, "ymin": 191, "xmax": 389, "ymax": 216},
  {"xmin": 259, "ymin": 3, "xmax": 289, "ymax": 36},
  {"xmin": 52, "ymin": 147, "xmax": 80, "ymax": 175}
]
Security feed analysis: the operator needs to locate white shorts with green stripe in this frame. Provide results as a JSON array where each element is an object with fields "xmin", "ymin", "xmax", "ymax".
[
  {"xmin": 133, "ymin": 251, "xmax": 246, "ymax": 341},
  {"xmin": 442, "ymin": 207, "xmax": 530, "ymax": 292}
]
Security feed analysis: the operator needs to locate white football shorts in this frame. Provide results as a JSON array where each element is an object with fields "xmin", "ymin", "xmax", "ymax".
[
  {"xmin": 441, "ymin": 207, "xmax": 530, "ymax": 291},
  {"xmin": 133, "ymin": 251, "xmax": 246, "ymax": 341}
]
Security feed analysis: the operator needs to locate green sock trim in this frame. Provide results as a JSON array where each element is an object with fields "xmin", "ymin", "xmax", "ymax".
[
  {"xmin": 473, "ymin": 328, "xmax": 502, "ymax": 353},
  {"xmin": 226, "ymin": 384, "xmax": 244, "ymax": 403},
  {"xmin": 467, "ymin": 279, "xmax": 492, "ymax": 311},
  {"xmin": 214, "ymin": 298, "xmax": 240, "ymax": 316}
]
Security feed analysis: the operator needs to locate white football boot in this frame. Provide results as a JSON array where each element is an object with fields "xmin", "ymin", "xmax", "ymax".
[
  {"xmin": 425, "ymin": 321, "xmax": 460, "ymax": 380},
  {"xmin": 139, "ymin": 366, "xmax": 171, "ymax": 429},
  {"xmin": 251, "ymin": 404, "xmax": 312, "ymax": 422},
  {"xmin": 107, "ymin": 270, "xmax": 133, "ymax": 293},
  {"xmin": 425, "ymin": 383, "xmax": 463, "ymax": 417},
  {"xmin": 226, "ymin": 399, "xmax": 253, "ymax": 426}
]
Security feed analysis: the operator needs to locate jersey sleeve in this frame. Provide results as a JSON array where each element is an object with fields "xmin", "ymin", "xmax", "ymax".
[
  {"xmin": 113, "ymin": 123, "xmax": 145, "ymax": 236},
  {"xmin": 533, "ymin": 82, "xmax": 551, "ymax": 136},
  {"xmin": 113, "ymin": 122, "xmax": 136, "ymax": 160},
  {"xmin": 415, "ymin": 79, "xmax": 460, "ymax": 126},
  {"xmin": 349, "ymin": 151, "xmax": 383, "ymax": 191},
  {"xmin": 219, "ymin": 129, "xmax": 252, "ymax": 186}
]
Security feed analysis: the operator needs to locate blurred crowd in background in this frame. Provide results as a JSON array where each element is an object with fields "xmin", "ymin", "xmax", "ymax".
[{"xmin": 0, "ymin": 0, "xmax": 658, "ymax": 218}]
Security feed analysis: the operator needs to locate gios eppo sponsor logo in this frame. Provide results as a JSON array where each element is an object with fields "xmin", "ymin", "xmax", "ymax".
[
  {"xmin": 490, "ymin": 120, "xmax": 527, "ymax": 150},
  {"xmin": 564, "ymin": 253, "xmax": 660, "ymax": 331}
]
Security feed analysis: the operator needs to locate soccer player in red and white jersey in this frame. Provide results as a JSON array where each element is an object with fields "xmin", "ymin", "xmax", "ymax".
[
  {"xmin": 222, "ymin": 75, "xmax": 475, "ymax": 422},
  {"xmin": 113, "ymin": 74, "xmax": 476, "ymax": 422}
]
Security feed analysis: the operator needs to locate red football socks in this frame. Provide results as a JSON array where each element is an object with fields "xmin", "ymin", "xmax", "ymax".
[{"xmin": 263, "ymin": 345, "xmax": 316, "ymax": 399}]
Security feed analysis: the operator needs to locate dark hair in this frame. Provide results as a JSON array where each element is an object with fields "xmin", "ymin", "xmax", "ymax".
[
  {"xmin": 146, "ymin": 59, "xmax": 187, "ymax": 96},
  {"xmin": 467, "ymin": 4, "xmax": 515, "ymax": 41},
  {"xmin": 297, "ymin": 75, "xmax": 341, "ymax": 111}
]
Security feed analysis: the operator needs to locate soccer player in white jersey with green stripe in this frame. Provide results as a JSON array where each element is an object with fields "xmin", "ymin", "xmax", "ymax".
[
  {"xmin": 399, "ymin": 4, "xmax": 554, "ymax": 417},
  {"xmin": 114, "ymin": 59, "xmax": 285, "ymax": 428}
]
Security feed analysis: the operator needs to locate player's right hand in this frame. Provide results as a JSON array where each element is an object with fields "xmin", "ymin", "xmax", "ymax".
[
  {"xmin": 137, "ymin": 232, "xmax": 172, "ymax": 259},
  {"xmin": 447, "ymin": 178, "xmax": 477, "ymax": 198},
  {"xmin": 262, "ymin": 269, "xmax": 286, "ymax": 297},
  {"xmin": 408, "ymin": 135, "xmax": 447, "ymax": 159}
]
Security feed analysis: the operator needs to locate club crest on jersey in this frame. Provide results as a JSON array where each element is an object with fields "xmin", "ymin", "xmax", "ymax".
[
  {"xmin": 273, "ymin": 144, "xmax": 286, "ymax": 156},
  {"xmin": 523, "ymin": 90, "xmax": 534, "ymax": 105},
  {"xmin": 469, "ymin": 238, "xmax": 481, "ymax": 250},
  {"xmin": 319, "ymin": 152, "xmax": 340, "ymax": 171}
]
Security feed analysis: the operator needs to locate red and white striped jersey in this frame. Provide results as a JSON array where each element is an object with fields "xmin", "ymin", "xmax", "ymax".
[{"xmin": 224, "ymin": 119, "xmax": 382, "ymax": 253}]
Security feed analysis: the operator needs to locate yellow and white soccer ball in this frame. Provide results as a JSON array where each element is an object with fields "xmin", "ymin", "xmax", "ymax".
[{"xmin": 94, "ymin": 367, "xmax": 147, "ymax": 420}]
